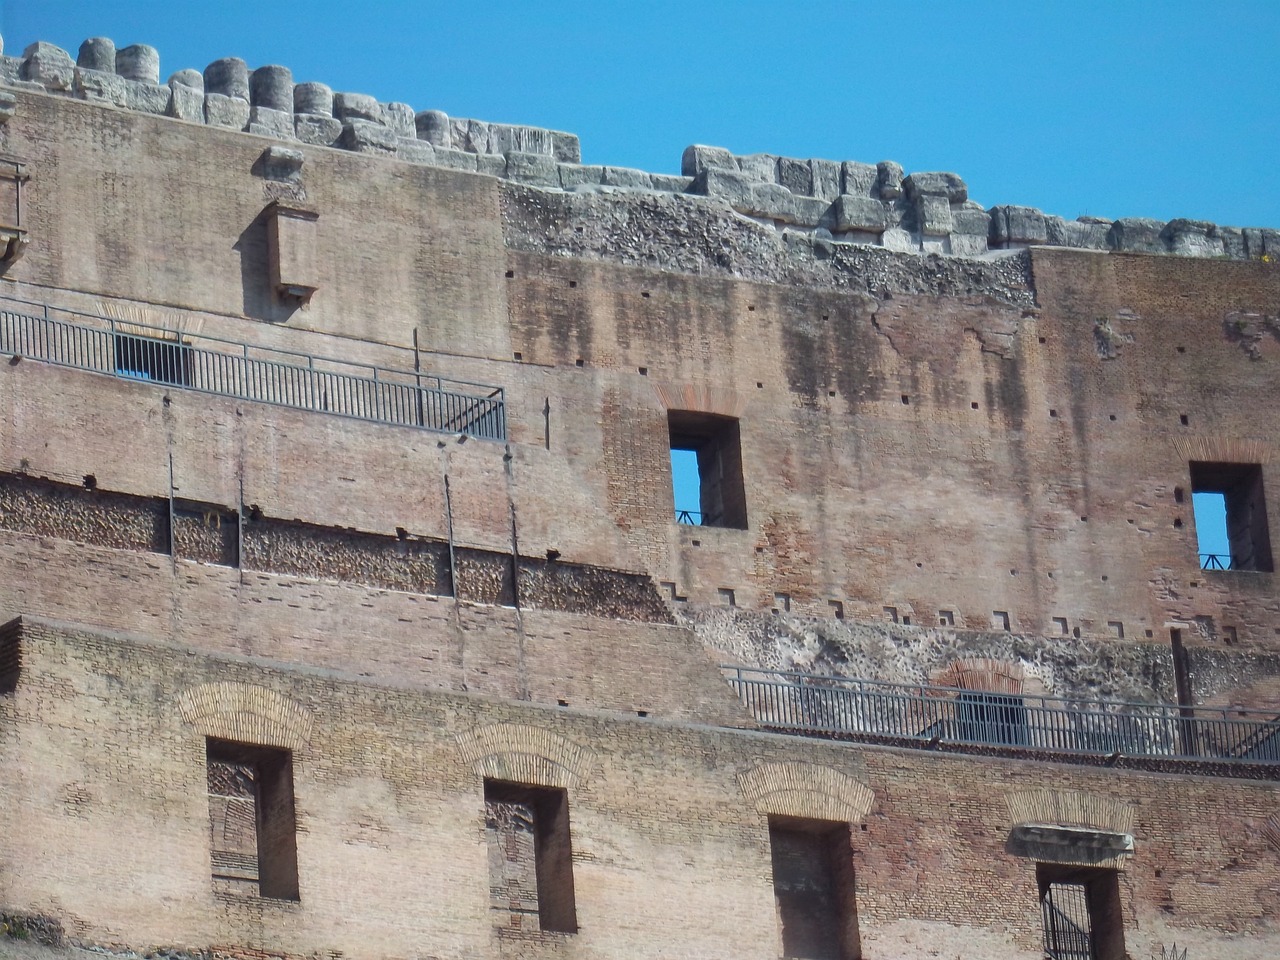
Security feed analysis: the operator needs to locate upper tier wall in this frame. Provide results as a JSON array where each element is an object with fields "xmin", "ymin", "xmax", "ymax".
[{"xmin": 2, "ymin": 34, "xmax": 1277, "ymax": 264}]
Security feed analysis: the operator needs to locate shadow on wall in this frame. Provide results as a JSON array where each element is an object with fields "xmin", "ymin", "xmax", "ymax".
[{"xmin": 234, "ymin": 210, "xmax": 299, "ymax": 324}]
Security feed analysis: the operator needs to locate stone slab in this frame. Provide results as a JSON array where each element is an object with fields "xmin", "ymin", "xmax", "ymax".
[{"xmin": 203, "ymin": 92, "xmax": 250, "ymax": 130}]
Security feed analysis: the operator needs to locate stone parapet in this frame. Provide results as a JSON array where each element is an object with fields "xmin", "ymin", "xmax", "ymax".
[{"xmin": 1, "ymin": 34, "xmax": 1277, "ymax": 263}]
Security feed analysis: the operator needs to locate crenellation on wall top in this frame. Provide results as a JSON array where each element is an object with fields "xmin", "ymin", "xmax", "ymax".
[{"xmin": 1, "ymin": 32, "xmax": 1278, "ymax": 263}]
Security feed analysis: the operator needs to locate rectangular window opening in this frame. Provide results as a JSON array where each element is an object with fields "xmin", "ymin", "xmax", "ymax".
[
  {"xmin": 484, "ymin": 779, "xmax": 578, "ymax": 934},
  {"xmin": 1038, "ymin": 864, "xmax": 1125, "ymax": 960},
  {"xmin": 954, "ymin": 691, "xmax": 1029, "ymax": 746},
  {"xmin": 769, "ymin": 816, "xmax": 861, "ymax": 960},
  {"xmin": 1190, "ymin": 462, "xmax": 1273, "ymax": 572},
  {"xmin": 669, "ymin": 411, "xmax": 748, "ymax": 529},
  {"xmin": 206, "ymin": 738, "xmax": 299, "ymax": 901},
  {"xmin": 114, "ymin": 332, "xmax": 192, "ymax": 386}
]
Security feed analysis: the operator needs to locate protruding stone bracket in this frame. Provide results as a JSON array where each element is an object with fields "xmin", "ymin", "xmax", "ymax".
[
  {"xmin": 0, "ymin": 157, "xmax": 31, "ymax": 270},
  {"xmin": 1008, "ymin": 823, "xmax": 1135, "ymax": 866},
  {"xmin": 0, "ymin": 92, "xmax": 16, "ymax": 125},
  {"xmin": 256, "ymin": 145, "xmax": 304, "ymax": 182},
  {"xmin": 265, "ymin": 200, "xmax": 319, "ymax": 304}
]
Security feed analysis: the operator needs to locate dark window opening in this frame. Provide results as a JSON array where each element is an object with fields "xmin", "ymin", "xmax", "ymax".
[
  {"xmin": 0, "ymin": 616, "xmax": 20, "ymax": 695},
  {"xmin": 1038, "ymin": 865, "xmax": 1125, "ymax": 960},
  {"xmin": 484, "ymin": 780, "xmax": 577, "ymax": 934},
  {"xmin": 206, "ymin": 738, "xmax": 299, "ymax": 901},
  {"xmin": 1189, "ymin": 462, "xmax": 1273, "ymax": 572},
  {"xmin": 954, "ymin": 691, "xmax": 1029, "ymax": 746},
  {"xmin": 669, "ymin": 411, "xmax": 748, "ymax": 529},
  {"xmin": 769, "ymin": 816, "xmax": 861, "ymax": 960},
  {"xmin": 114, "ymin": 333, "xmax": 191, "ymax": 386}
]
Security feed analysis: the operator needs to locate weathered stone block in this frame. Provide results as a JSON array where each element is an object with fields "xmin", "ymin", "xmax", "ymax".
[
  {"xmin": 876, "ymin": 160, "xmax": 904, "ymax": 199},
  {"xmin": 258, "ymin": 145, "xmax": 304, "ymax": 180},
  {"xmin": 950, "ymin": 233, "xmax": 989, "ymax": 257},
  {"xmin": 809, "ymin": 159, "xmax": 841, "ymax": 201},
  {"xmin": 382, "ymin": 102, "xmax": 415, "ymax": 138},
  {"xmin": 746, "ymin": 182, "xmax": 798, "ymax": 222},
  {"xmin": 464, "ymin": 119, "xmax": 492, "ymax": 153},
  {"xmin": 1261, "ymin": 228, "xmax": 1280, "ymax": 258},
  {"xmin": 1161, "ymin": 218, "xmax": 1224, "ymax": 257},
  {"xmin": 77, "ymin": 37, "xmax": 115, "ymax": 73},
  {"xmin": 793, "ymin": 196, "xmax": 833, "ymax": 227},
  {"xmin": 116, "ymin": 44, "xmax": 160, "ymax": 84},
  {"xmin": 334, "ymin": 92, "xmax": 382, "ymax": 124},
  {"xmin": 903, "ymin": 171, "xmax": 968, "ymax": 204},
  {"xmin": 21, "ymin": 42, "xmax": 75, "ymax": 92},
  {"xmin": 250, "ymin": 65, "xmax": 293, "ymax": 112},
  {"xmin": 340, "ymin": 118, "xmax": 398, "ymax": 154},
  {"xmin": 990, "ymin": 205, "xmax": 1048, "ymax": 245},
  {"xmin": 203, "ymin": 93, "xmax": 249, "ymax": 130},
  {"xmin": 777, "ymin": 157, "xmax": 814, "ymax": 196},
  {"xmin": 74, "ymin": 68, "xmax": 129, "ymax": 107},
  {"xmin": 690, "ymin": 167, "xmax": 754, "ymax": 208},
  {"xmin": 249, "ymin": 106, "xmax": 296, "ymax": 140},
  {"xmin": 681, "ymin": 144, "xmax": 736, "ymax": 177},
  {"xmin": 433, "ymin": 147, "xmax": 479, "ymax": 172},
  {"xmin": 841, "ymin": 161, "xmax": 878, "ymax": 198},
  {"xmin": 0, "ymin": 56, "xmax": 22, "ymax": 86},
  {"xmin": 294, "ymin": 82, "xmax": 333, "ymax": 117},
  {"xmin": 0, "ymin": 92, "xmax": 15, "ymax": 124},
  {"xmin": 951, "ymin": 203, "xmax": 991, "ymax": 238},
  {"xmin": 415, "ymin": 110, "xmax": 451, "ymax": 147},
  {"xmin": 204, "ymin": 57, "xmax": 249, "ymax": 100},
  {"xmin": 476, "ymin": 154, "xmax": 507, "ymax": 176},
  {"xmin": 1107, "ymin": 217, "xmax": 1166, "ymax": 253},
  {"xmin": 916, "ymin": 195, "xmax": 953, "ymax": 236},
  {"xmin": 1044, "ymin": 216, "xmax": 1109, "ymax": 249},
  {"xmin": 735, "ymin": 153, "xmax": 778, "ymax": 182},
  {"xmin": 602, "ymin": 166, "xmax": 651, "ymax": 188},
  {"xmin": 829, "ymin": 195, "xmax": 886, "ymax": 233},
  {"xmin": 649, "ymin": 174, "xmax": 693, "ymax": 193},
  {"xmin": 294, "ymin": 114, "xmax": 342, "ymax": 146},
  {"xmin": 490, "ymin": 124, "xmax": 553, "ymax": 157},
  {"xmin": 1217, "ymin": 226, "xmax": 1247, "ymax": 260},
  {"xmin": 504, "ymin": 151, "xmax": 559, "ymax": 186},
  {"xmin": 168, "ymin": 69, "xmax": 203, "ymax": 92},
  {"xmin": 559, "ymin": 164, "xmax": 605, "ymax": 190},
  {"xmin": 167, "ymin": 79, "xmax": 204, "ymax": 122},
  {"xmin": 396, "ymin": 138, "xmax": 436, "ymax": 164},
  {"xmin": 123, "ymin": 82, "xmax": 172, "ymax": 115},
  {"xmin": 550, "ymin": 131, "xmax": 580, "ymax": 163}
]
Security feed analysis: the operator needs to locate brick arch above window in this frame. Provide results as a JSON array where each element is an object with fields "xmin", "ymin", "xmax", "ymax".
[
  {"xmin": 932, "ymin": 657, "xmax": 1026, "ymax": 694},
  {"xmin": 738, "ymin": 761, "xmax": 874, "ymax": 824},
  {"xmin": 176, "ymin": 681, "xmax": 313, "ymax": 751},
  {"xmin": 456, "ymin": 722, "xmax": 597, "ymax": 790}
]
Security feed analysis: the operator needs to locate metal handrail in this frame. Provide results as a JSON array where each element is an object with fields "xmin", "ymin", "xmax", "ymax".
[
  {"xmin": 0, "ymin": 297, "xmax": 507, "ymax": 441},
  {"xmin": 1200, "ymin": 553, "xmax": 1234, "ymax": 570},
  {"xmin": 676, "ymin": 509, "xmax": 702, "ymax": 525},
  {"xmin": 721, "ymin": 665, "xmax": 1280, "ymax": 764}
]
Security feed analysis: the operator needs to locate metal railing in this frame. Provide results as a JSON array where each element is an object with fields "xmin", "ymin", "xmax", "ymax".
[
  {"xmin": 0, "ymin": 298, "xmax": 507, "ymax": 440},
  {"xmin": 676, "ymin": 509, "xmax": 703, "ymax": 525},
  {"xmin": 1200, "ymin": 553, "xmax": 1235, "ymax": 570},
  {"xmin": 723, "ymin": 665, "xmax": 1280, "ymax": 765}
]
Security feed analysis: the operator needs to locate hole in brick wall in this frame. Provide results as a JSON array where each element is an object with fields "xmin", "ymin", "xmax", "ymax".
[
  {"xmin": 691, "ymin": 539, "xmax": 701, "ymax": 547},
  {"xmin": 1038, "ymin": 865, "xmax": 1126, "ymax": 960},
  {"xmin": 773, "ymin": 592, "xmax": 791, "ymax": 614},
  {"xmin": 661, "ymin": 581, "xmax": 678, "ymax": 600},
  {"xmin": 1191, "ymin": 461, "xmax": 1274, "ymax": 572},
  {"xmin": 718, "ymin": 588, "xmax": 736, "ymax": 606},
  {"xmin": 0, "ymin": 618, "xmax": 21, "ymax": 695},
  {"xmin": 756, "ymin": 382, "xmax": 764, "ymax": 389},
  {"xmin": 992, "ymin": 611, "xmax": 1011, "ymax": 631},
  {"xmin": 828, "ymin": 390, "xmax": 836, "ymax": 397},
  {"xmin": 575, "ymin": 358, "xmax": 584, "ymax": 367},
  {"xmin": 1177, "ymin": 346, "xmax": 1186, "ymax": 353},
  {"xmin": 748, "ymin": 305, "xmax": 756, "ymax": 312},
  {"xmin": 568, "ymin": 280, "xmax": 577, "ymax": 288},
  {"xmin": 1073, "ymin": 626, "xmax": 1081, "ymax": 638},
  {"xmin": 916, "ymin": 562, "xmax": 923, "ymax": 568},
  {"xmin": 1222, "ymin": 625, "xmax": 1237, "ymax": 644},
  {"xmin": 1145, "ymin": 629, "xmax": 1154, "ymax": 638},
  {"xmin": 1179, "ymin": 414, "xmax": 1189, "ymax": 425},
  {"xmin": 1174, "ymin": 487, "xmax": 1185, "ymax": 503},
  {"xmin": 1173, "ymin": 518, "xmax": 1183, "ymax": 528},
  {"xmin": 1109, "ymin": 414, "xmax": 1117, "ymax": 421},
  {"xmin": 513, "ymin": 352, "xmax": 523, "ymax": 361},
  {"xmin": 828, "ymin": 600, "xmax": 844, "ymax": 620},
  {"xmin": 902, "ymin": 615, "xmax": 911, "ymax": 625},
  {"xmin": 1127, "ymin": 518, "xmax": 1135, "ymax": 524},
  {"xmin": 505, "ymin": 270, "xmax": 514, "ymax": 278},
  {"xmin": 1010, "ymin": 569, "xmax": 1017, "ymax": 576},
  {"xmin": 1080, "ymin": 516, "xmax": 1088, "ymax": 522},
  {"xmin": 1038, "ymin": 336, "xmax": 1046, "ymax": 344},
  {"xmin": 669, "ymin": 411, "xmax": 748, "ymax": 530},
  {"xmin": 484, "ymin": 780, "xmax": 578, "ymax": 934},
  {"xmin": 822, "ymin": 315, "xmax": 828, "ymax": 321},
  {"xmin": 1052, "ymin": 617, "xmax": 1068, "ymax": 635},
  {"xmin": 768, "ymin": 817, "xmax": 861, "ymax": 960},
  {"xmin": 900, "ymin": 395, "xmax": 910, "ymax": 405},
  {"xmin": 82, "ymin": 474, "xmax": 97, "ymax": 489},
  {"xmin": 638, "ymin": 367, "xmax": 648, "ymax": 376},
  {"xmin": 636, "ymin": 710, "xmax": 648, "ymax": 717},
  {"xmin": 557, "ymin": 699, "xmax": 569, "ymax": 707},
  {"xmin": 883, "ymin": 606, "xmax": 898, "ymax": 624},
  {"xmin": 641, "ymin": 291, "xmax": 650, "ymax": 299},
  {"xmin": 1108, "ymin": 621, "xmax": 1124, "ymax": 639},
  {"xmin": 1101, "ymin": 574, "xmax": 1108, "ymax": 581},
  {"xmin": 1049, "ymin": 409, "xmax": 1058, "ymax": 418},
  {"xmin": 971, "ymin": 401, "xmax": 979, "ymax": 409},
  {"xmin": 937, "ymin": 611, "xmax": 954, "ymax": 626},
  {"xmin": 206, "ymin": 738, "xmax": 299, "ymax": 902}
]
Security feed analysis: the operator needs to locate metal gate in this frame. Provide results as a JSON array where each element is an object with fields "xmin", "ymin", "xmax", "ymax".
[{"xmin": 1042, "ymin": 882, "xmax": 1093, "ymax": 960}]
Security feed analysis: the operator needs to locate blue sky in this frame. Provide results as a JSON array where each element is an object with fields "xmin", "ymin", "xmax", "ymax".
[{"xmin": 3, "ymin": 1, "xmax": 1278, "ymax": 228}]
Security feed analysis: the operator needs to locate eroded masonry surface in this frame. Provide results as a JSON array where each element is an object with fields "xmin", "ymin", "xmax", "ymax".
[{"xmin": 1, "ymin": 29, "xmax": 1279, "ymax": 960}]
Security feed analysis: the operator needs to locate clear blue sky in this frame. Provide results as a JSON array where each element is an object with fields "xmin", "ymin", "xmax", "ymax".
[{"xmin": 3, "ymin": 1, "xmax": 1277, "ymax": 228}]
